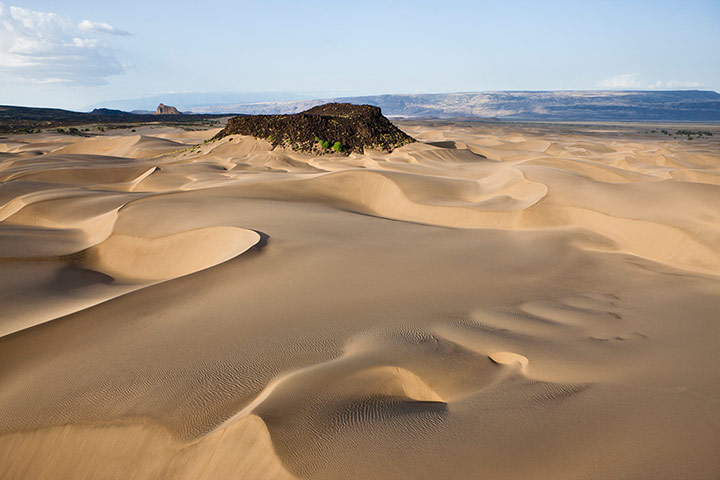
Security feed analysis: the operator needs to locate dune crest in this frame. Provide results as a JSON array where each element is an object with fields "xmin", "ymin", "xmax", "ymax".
[
  {"xmin": 81, "ymin": 227, "xmax": 260, "ymax": 282},
  {"xmin": 0, "ymin": 416, "xmax": 297, "ymax": 480},
  {"xmin": 52, "ymin": 134, "xmax": 189, "ymax": 158},
  {"xmin": 489, "ymin": 351, "xmax": 530, "ymax": 371}
]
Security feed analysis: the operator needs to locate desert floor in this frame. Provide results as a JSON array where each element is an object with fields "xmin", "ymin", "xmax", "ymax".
[{"xmin": 1, "ymin": 121, "xmax": 719, "ymax": 479}]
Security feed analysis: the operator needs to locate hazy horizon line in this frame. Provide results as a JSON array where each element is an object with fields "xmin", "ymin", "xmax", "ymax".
[{"xmin": 3, "ymin": 88, "xmax": 718, "ymax": 113}]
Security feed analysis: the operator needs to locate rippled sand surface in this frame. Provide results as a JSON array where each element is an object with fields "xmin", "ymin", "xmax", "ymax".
[{"xmin": 1, "ymin": 122, "xmax": 719, "ymax": 479}]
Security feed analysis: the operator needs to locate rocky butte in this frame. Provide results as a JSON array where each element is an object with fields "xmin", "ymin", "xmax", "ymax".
[
  {"xmin": 214, "ymin": 103, "xmax": 415, "ymax": 154},
  {"xmin": 155, "ymin": 103, "xmax": 181, "ymax": 115}
]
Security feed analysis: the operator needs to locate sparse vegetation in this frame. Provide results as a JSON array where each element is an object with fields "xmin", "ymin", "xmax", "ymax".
[
  {"xmin": 332, "ymin": 141, "xmax": 343, "ymax": 152},
  {"xmin": 676, "ymin": 129, "xmax": 712, "ymax": 137},
  {"xmin": 651, "ymin": 128, "xmax": 713, "ymax": 140}
]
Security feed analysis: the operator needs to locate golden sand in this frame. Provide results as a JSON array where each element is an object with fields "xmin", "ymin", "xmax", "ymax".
[{"xmin": 1, "ymin": 122, "xmax": 719, "ymax": 479}]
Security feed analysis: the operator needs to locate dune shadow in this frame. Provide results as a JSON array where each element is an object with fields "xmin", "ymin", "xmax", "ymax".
[
  {"xmin": 426, "ymin": 141, "xmax": 458, "ymax": 149},
  {"xmin": 51, "ymin": 264, "xmax": 114, "ymax": 292}
]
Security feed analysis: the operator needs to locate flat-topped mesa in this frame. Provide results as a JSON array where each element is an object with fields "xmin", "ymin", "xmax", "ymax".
[
  {"xmin": 155, "ymin": 103, "xmax": 181, "ymax": 115},
  {"xmin": 214, "ymin": 103, "xmax": 415, "ymax": 154}
]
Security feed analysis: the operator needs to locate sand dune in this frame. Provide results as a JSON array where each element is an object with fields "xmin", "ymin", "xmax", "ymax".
[
  {"xmin": 82, "ymin": 227, "xmax": 260, "ymax": 281},
  {"xmin": 0, "ymin": 416, "xmax": 296, "ymax": 480},
  {"xmin": 1, "ymin": 122, "xmax": 719, "ymax": 479},
  {"xmin": 51, "ymin": 134, "xmax": 189, "ymax": 158}
]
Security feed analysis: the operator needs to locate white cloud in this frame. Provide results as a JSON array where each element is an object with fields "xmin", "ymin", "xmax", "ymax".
[
  {"xmin": 72, "ymin": 37, "xmax": 99, "ymax": 48},
  {"xmin": 78, "ymin": 20, "xmax": 130, "ymax": 36},
  {"xmin": 597, "ymin": 73, "xmax": 702, "ymax": 90},
  {"xmin": 597, "ymin": 73, "xmax": 643, "ymax": 89},
  {"xmin": 663, "ymin": 80, "xmax": 703, "ymax": 88},
  {"xmin": 0, "ymin": 3, "xmax": 129, "ymax": 85}
]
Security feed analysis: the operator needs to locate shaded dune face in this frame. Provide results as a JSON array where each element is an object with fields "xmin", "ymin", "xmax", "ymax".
[{"xmin": 1, "ymin": 123, "xmax": 720, "ymax": 479}]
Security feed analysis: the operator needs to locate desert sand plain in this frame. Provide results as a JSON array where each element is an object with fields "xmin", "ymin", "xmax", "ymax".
[{"xmin": 1, "ymin": 120, "xmax": 719, "ymax": 479}]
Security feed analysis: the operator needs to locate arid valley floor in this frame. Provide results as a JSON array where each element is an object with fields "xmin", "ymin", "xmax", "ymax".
[{"xmin": 1, "ymin": 121, "xmax": 719, "ymax": 479}]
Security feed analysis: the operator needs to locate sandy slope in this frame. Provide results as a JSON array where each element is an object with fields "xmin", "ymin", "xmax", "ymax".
[{"xmin": 1, "ymin": 122, "xmax": 719, "ymax": 479}]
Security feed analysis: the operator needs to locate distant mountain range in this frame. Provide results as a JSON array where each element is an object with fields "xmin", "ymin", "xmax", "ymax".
[
  {"xmin": 188, "ymin": 90, "xmax": 720, "ymax": 122},
  {"xmin": 3, "ymin": 91, "xmax": 719, "ymax": 133}
]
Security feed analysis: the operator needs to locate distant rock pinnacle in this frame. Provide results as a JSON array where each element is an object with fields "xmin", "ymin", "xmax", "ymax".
[{"xmin": 155, "ymin": 103, "xmax": 181, "ymax": 115}]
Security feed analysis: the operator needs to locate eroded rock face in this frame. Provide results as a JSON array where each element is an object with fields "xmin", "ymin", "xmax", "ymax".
[
  {"xmin": 155, "ymin": 104, "xmax": 181, "ymax": 115},
  {"xmin": 214, "ymin": 103, "xmax": 415, "ymax": 154}
]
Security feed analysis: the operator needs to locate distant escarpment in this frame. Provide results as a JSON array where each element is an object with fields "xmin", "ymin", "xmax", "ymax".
[
  {"xmin": 214, "ymin": 103, "xmax": 415, "ymax": 154},
  {"xmin": 155, "ymin": 103, "xmax": 181, "ymax": 115},
  {"xmin": 196, "ymin": 90, "xmax": 720, "ymax": 122}
]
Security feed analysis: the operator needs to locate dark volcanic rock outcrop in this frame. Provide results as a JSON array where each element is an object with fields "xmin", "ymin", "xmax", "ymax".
[
  {"xmin": 214, "ymin": 103, "xmax": 415, "ymax": 154},
  {"xmin": 155, "ymin": 103, "xmax": 181, "ymax": 115}
]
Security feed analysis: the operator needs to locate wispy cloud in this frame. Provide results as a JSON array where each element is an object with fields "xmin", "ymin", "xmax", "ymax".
[
  {"xmin": 0, "ymin": 3, "xmax": 130, "ymax": 85},
  {"xmin": 597, "ymin": 73, "xmax": 702, "ymax": 90},
  {"xmin": 78, "ymin": 19, "xmax": 130, "ymax": 36}
]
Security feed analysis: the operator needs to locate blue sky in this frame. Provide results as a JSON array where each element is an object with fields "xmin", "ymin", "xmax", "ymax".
[{"xmin": 1, "ymin": 0, "xmax": 718, "ymax": 110}]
